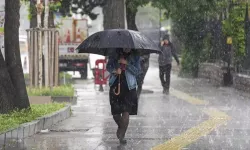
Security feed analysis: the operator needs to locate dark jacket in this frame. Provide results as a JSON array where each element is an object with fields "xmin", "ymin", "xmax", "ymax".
[{"xmin": 158, "ymin": 42, "xmax": 179, "ymax": 66}]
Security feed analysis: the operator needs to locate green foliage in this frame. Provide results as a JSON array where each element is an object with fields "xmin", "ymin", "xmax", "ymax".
[
  {"xmin": 59, "ymin": 72, "xmax": 74, "ymax": 85},
  {"xmin": 153, "ymin": 0, "xmax": 216, "ymax": 76},
  {"xmin": 27, "ymin": 85, "xmax": 74, "ymax": 97},
  {"xmin": 126, "ymin": 0, "xmax": 150, "ymax": 12},
  {"xmin": 201, "ymin": 32, "xmax": 213, "ymax": 62},
  {"xmin": 71, "ymin": 0, "xmax": 106, "ymax": 20},
  {"xmin": 27, "ymin": 2, "xmax": 37, "ymax": 21},
  {"xmin": 0, "ymin": 103, "xmax": 65, "ymax": 133},
  {"xmin": 222, "ymin": 5, "xmax": 246, "ymax": 66},
  {"xmin": 136, "ymin": 3, "xmax": 166, "ymax": 30},
  {"xmin": 49, "ymin": 1, "xmax": 62, "ymax": 11},
  {"xmin": 26, "ymin": 0, "xmax": 105, "ymax": 22},
  {"xmin": 154, "ymin": 0, "xmax": 248, "ymax": 76},
  {"xmin": 180, "ymin": 50, "xmax": 197, "ymax": 77}
]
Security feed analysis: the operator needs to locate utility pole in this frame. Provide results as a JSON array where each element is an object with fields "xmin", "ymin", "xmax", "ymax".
[{"xmin": 224, "ymin": 0, "xmax": 234, "ymax": 86}]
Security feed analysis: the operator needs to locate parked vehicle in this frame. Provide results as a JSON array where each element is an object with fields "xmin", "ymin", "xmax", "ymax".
[{"xmin": 58, "ymin": 18, "xmax": 89, "ymax": 79}]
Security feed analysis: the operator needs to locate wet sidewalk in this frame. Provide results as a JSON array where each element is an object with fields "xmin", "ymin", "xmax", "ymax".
[{"xmin": 8, "ymin": 65, "xmax": 250, "ymax": 150}]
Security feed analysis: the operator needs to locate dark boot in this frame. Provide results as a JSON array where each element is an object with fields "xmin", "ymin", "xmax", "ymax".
[
  {"xmin": 113, "ymin": 115, "xmax": 121, "ymax": 139},
  {"xmin": 165, "ymin": 88, "xmax": 169, "ymax": 95},
  {"xmin": 118, "ymin": 112, "xmax": 129, "ymax": 144},
  {"xmin": 163, "ymin": 87, "xmax": 167, "ymax": 94}
]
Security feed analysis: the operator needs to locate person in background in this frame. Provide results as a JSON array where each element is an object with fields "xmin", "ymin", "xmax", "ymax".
[
  {"xmin": 136, "ymin": 54, "xmax": 150, "ymax": 100},
  {"xmin": 106, "ymin": 48, "xmax": 141, "ymax": 144},
  {"xmin": 23, "ymin": 57, "xmax": 27, "ymax": 70},
  {"xmin": 158, "ymin": 34, "xmax": 180, "ymax": 94}
]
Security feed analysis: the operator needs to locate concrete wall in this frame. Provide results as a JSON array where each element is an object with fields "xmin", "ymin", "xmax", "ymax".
[
  {"xmin": 198, "ymin": 63, "xmax": 224, "ymax": 86},
  {"xmin": 198, "ymin": 62, "xmax": 250, "ymax": 93},
  {"xmin": 233, "ymin": 74, "xmax": 250, "ymax": 92}
]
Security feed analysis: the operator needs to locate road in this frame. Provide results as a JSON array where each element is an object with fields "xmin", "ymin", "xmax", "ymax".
[{"xmin": 6, "ymin": 59, "xmax": 250, "ymax": 150}]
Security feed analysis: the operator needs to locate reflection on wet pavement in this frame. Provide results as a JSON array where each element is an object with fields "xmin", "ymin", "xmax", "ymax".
[{"xmin": 3, "ymin": 64, "xmax": 250, "ymax": 150}]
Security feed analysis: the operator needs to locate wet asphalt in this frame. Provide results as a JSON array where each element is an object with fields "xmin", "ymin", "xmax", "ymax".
[{"xmin": 3, "ymin": 59, "xmax": 250, "ymax": 150}]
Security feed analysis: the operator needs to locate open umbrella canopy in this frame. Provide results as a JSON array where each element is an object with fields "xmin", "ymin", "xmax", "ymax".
[{"xmin": 76, "ymin": 29, "xmax": 161, "ymax": 56}]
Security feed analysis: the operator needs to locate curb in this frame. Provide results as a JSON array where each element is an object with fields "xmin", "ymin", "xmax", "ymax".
[
  {"xmin": 52, "ymin": 96, "xmax": 77, "ymax": 105},
  {"xmin": 0, "ymin": 105, "xmax": 71, "ymax": 149}
]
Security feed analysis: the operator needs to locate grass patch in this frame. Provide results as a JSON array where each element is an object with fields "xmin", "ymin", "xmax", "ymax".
[
  {"xmin": 0, "ymin": 103, "xmax": 65, "ymax": 133},
  {"xmin": 27, "ymin": 85, "xmax": 75, "ymax": 97}
]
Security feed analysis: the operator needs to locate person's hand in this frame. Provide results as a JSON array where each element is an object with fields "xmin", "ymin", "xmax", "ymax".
[
  {"xmin": 161, "ymin": 41, "xmax": 164, "ymax": 46},
  {"xmin": 116, "ymin": 68, "xmax": 122, "ymax": 75},
  {"xmin": 119, "ymin": 58, "xmax": 127, "ymax": 65}
]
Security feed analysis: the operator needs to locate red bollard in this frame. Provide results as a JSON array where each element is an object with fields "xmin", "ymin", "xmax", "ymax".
[{"xmin": 94, "ymin": 59, "xmax": 108, "ymax": 91}]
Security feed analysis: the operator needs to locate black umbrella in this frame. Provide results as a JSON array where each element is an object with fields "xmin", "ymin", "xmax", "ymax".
[{"xmin": 76, "ymin": 29, "xmax": 161, "ymax": 56}]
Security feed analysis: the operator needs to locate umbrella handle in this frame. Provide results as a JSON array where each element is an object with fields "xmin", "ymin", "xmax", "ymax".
[
  {"xmin": 113, "ymin": 74, "xmax": 121, "ymax": 95},
  {"xmin": 113, "ymin": 83, "xmax": 121, "ymax": 95}
]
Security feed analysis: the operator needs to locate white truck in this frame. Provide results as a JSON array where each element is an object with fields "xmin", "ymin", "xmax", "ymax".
[{"xmin": 58, "ymin": 18, "xmax": 89, "ymax": 79}]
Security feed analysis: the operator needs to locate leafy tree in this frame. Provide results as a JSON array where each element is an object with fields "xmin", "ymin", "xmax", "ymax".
[
  {"xmin": 126, "ymin": 0, "xmax": 150, "ymax": 30},
  {"xmin": 26, "ymin": 0, "xmax": 105, "ymax": 28},
  {"xmin": 71, "ymin": 0, "xmax": 106, "ymax": 20},
  {"xmin": 153, "ymin": 0, "xmax": 227, "ymax": 77}
]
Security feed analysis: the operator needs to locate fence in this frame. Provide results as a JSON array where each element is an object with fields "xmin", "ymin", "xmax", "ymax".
[{"xmin": 26, "ymin": 28, "xmax": 59, "ymax": 88}]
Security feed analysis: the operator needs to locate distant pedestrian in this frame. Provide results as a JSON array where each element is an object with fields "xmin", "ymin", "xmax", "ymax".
[
  {"xmin": 158, "ymin": 34, "xmax": 180, "ymax": 94},
  {"xmin": 23, "ymin": 57, "xmax": 27, "ymax": 70},
  {"xmin": 107, "ymin": 48, "xmax": 141, "ymax": 144},
  {"xmin": 136, "ymin": 54, "xmax": 150, "ymax": 99}
]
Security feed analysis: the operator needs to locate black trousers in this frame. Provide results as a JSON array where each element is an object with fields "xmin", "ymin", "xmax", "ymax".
[{"xmin": 159, "ymin": 64, "xmax": 172, "ymax": 91}]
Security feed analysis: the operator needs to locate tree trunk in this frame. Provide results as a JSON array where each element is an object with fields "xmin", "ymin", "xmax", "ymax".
[
  {"xmin": 5, "ymin": 0, "xmax": 30, "ymax": 109},
  {"xmin": 0, "ymin": 51, "xmax": 15, "ymax": 114},
  {"xmin": 126, "ymin": 4, "xmax": 138, "ymax": 31},
  {"xmin": 103, "ymin": 0, "xmax": 112, "ymax": 30},
  {"xmin": 30, "ymin": 0, "xmax": 37, "ymax": 28},
  {"xmin": 103, "ymin": 0, "xmax": 126, "ymax": 29},
  {"xmin": 44, "ymin": 0, "xmax": 49, "ymax": 87}
]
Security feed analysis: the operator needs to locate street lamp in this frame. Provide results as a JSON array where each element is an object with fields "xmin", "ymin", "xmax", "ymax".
[{"xmin": 223, "ymin": 0, "xmax": 241, "ymax": 85}]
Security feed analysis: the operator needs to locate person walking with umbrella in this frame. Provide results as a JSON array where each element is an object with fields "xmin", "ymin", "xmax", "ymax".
[
  {"xmin": 76, "ymin": 29, "xmax": 161, "ymax": 144},
  {"xmin": 106, "ymin": 48, "xmax": 141, "ymax": 144},
  {"xmin": 158, "ymin": 34, "xmax": 180, "ymax": 94}
]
